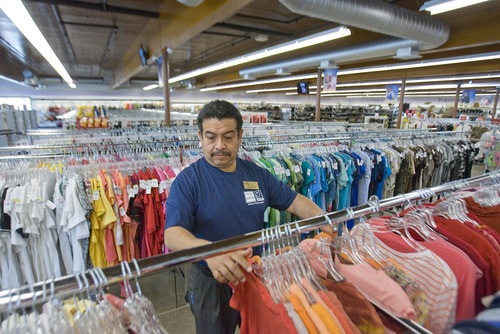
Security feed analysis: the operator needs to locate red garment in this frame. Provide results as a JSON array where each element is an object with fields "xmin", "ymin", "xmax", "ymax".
[
  {"xmin": 466, "ymin": 213, "xmax": 500, "ymax": 253},
  {"xmin": 104, "ymin": 227, "xmax": 118, "ymax": 264},
  {"xmin": 229, "ymin": 261, "xmax": 298, "ymax": 334},
  {"xmin": 431, "ymin": 226, "xmax": 489, "ymax": 313},
  {"xmin": 434, "ymin": 216, "xmax": 500, "ymax": 291},
  {"xmin": 464, "ymin": 197, "xmax": 500, "ymax": 235}
]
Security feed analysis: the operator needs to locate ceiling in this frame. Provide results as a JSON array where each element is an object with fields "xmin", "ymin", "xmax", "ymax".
[{"xmin": 1, "ymin": 0, "xmax": 500, "ymax": 97}]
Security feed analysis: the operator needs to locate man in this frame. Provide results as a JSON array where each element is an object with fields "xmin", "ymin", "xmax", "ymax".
[{"xmin": 164, "ymin": 100, "xmax": 324, "ymax": 334}]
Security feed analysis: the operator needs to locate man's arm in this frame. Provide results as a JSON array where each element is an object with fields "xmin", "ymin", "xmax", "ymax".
[
  {"xmin": 286, "ymin": 193, "xmax": 333, "ymax": 234},
  {"xmin": 164, "ymin": 226, "xmax": 252, "ymax": 285}
]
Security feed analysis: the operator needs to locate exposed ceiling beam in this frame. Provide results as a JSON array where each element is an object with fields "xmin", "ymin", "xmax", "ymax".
[
  {"xmin": 24, "ymin": 0, "xmax": 160, "ymax": 18},
  {"xmin": 111, "ymin": 0, "xmax": 253, "ymax": 89}
]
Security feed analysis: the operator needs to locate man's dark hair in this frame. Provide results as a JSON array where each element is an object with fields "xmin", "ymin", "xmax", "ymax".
[{"xmin": 197, "ymin": 100, "xmax": 243, "ymax": 136}]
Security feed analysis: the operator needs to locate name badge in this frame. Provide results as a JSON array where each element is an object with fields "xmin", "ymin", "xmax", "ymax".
[{"xmin": 243, "ymin": 181, "xmax": 259, "ymax": 190}]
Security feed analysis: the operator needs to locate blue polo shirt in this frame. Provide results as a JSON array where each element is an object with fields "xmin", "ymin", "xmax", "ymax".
[{"xmin": 165, "ymin": 157, "xmax": 297, "ymax": 246}]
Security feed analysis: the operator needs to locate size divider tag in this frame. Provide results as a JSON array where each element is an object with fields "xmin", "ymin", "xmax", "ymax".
[{"xmin": 45, "ymin": 200, "xmax": 56, "ymax": 210}]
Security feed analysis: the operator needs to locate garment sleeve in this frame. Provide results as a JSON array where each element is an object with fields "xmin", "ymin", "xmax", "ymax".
[
  {"xmin": 164, "ymin": 173, "xmax": 197, "ymax": 231},
  {"xmin": 261, "ymin": 167, "xmax": 297, "ymax": 211}
]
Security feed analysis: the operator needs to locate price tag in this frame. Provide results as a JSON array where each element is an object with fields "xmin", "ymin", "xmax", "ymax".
[
  {"xmin": 145, "ymin": 185, "xmax": 151, "ymax": 195},
  {"xmin": 126, "ymin": 185, "xmax": 131, "ymax": 194},
  {"xmin": 285, "ymin": 169, "xmax": 291, "ymax": 177},
  {"xmin": 45, "ymin": 200, "xmax": 56, "ymax": 210},
  {"xmin": 377, "ymin": 155, "xmax": 382, "ymax": 163},
  {"xmin": 160, "ymin": 180, "xmax": 167, "ymax": 191},
  {"xmin": 119, "ymin": 207, "xmax": 126, "ymax": 216},
  {"xmin": 3, "ymin": 200, "xmax": 11, "ymax": 212},
  {"xmin": 93, "ymin": 190, "xmax": 100, "ymax": 201},
  {"xmin": 150, "ymin": 179, "xmax": 158, "ymax": 188},
  {"xmin": 114, "ymin": 186, "xmax": 122, "ymax": 195},
  {"xmin": 333, "ymin": 162, "xmax": 338, "ymax": 169},
  {"xmin": 139, "ymin": 180, "xmax": 147, "ymax": 189},
  {"xmin": 15, "ymin": 202, "xmax": 22, "ymax": 213},
  {"xmin": 307, "ymin": 169, "xmax": 311, "ymax": 176},
  {"xmin": 357, "ymin": 159, "xmax": 363, "ymax": 166}
]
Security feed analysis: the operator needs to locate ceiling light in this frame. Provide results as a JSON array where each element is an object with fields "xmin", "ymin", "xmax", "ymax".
[
  {"xmin": 200, "ymin": 74, "xmax": 316, "ymax": 92},
  {"xmin": 340, "ymin": 52, "xmax": 500, "ymax": 76},
  {"xmin": 201, "ymin": 53, "xmax": 500, "ymax": 92},
  {"xmin": 172, "ymin": 26, "xmax": 350, "ymax": 84},
  {"xmin": 143, "ymin": 84, "xmax": 159, "ymax": 91},
  {"xmin": 0, "ymin": 0, "xmax": 76, "ymax": 89},
  {"xmin": 254, "ymin": 34, "xmax": 269, "ymax": 42},
  {"xmin": 420, "ymin": 0, "xmax": 491, "ymax": 15}
]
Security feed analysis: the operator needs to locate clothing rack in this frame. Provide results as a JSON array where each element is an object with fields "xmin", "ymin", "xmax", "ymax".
[
  {"xmin": 0, "ymin": 170, "xmax": 498, "ymax": 313},
  {"xmin": 243, "ymin": 129, "xmax": 469, "ymax": 147}
]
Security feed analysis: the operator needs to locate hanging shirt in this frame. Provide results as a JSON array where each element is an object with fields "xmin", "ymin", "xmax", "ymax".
[
  {"xmin": 365, "ymin": 219, "xmax": 481, "ymax": 322},
  {"xmin": 229, "ymin": 259, "xmax": 298, "ymax": 334},
  {"xmin": 366, "ymin": 220, "xmax": 458, "ymax": 334}
]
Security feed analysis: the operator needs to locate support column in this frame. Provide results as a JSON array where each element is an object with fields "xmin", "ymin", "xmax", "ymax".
[
  {"xmin": 396, "ymin": 78, "xmax": 406, "ymax": 129},
  {"xmin": 453, "ymin": 83, "xmax": 461, "ymax": 118},
  {"xmin": 315, "ymin": 68, "xmax": 321, "ymax": 122},
  {"xmin": 492, "ymin": 88, "xmax": 499, "ymax": 120},
  {"xmin": 162, "ymin": 48, "xmax": 171, "ymax": 127}
]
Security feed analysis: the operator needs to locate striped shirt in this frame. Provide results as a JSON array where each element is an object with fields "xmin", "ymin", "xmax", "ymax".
[{"xmin": 352, "ymin": 223, "xmax": 458, "ymax": 334}]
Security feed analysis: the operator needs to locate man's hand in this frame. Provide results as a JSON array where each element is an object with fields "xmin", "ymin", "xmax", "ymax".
[{"xmin": 205, "ymin": 247, "xmax": 253, "ymax": 285}]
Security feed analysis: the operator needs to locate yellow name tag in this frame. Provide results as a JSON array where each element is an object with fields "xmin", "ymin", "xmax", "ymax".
[{"xmin": 243, "ymin": 181, "xmax": 259, "ymax": 190}]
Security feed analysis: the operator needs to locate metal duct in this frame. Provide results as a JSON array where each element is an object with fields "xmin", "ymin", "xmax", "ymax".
[
  {"xmin": 280, "ymin": 0, "xmax": 449, "ymax": 48},
  {"xmin": 241, "ymin": 37, "xmax": 420, "ymax": 77},
  {"xmin": 240, "ymin": 0, "xmax": 450, "ymax": 78}
]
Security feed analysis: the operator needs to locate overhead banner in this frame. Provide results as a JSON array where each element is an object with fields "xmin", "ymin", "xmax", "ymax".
[
  {"xmin": 323, "ymin": 68, "xmax": 338, "ymax": 92},
  {"xmin": 480, "ymin": 94, "xmax": 493, "ymax": 107},
  {"xmin": 461, "ymin": 89, "xmax": 476, "ymax": 104},
  {"xmin": 385, "ymin": 84, "xmax": 399, "ymax": 101},
  {"xmin": 157, "ymin": 56, "xmax": 164, "ymax": 88}
]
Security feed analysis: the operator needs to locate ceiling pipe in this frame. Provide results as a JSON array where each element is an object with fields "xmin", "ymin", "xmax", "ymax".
[
  {"xmin": 51, "ymin": 4, "xmax": 78, "ymax": 67},
  {"xmin": 240, "ymin": 37, "xmax": 421, "ymax": 78},
  {"xmin": 240, "ymin": 0, "xmax": 450, "ymax": 78}
]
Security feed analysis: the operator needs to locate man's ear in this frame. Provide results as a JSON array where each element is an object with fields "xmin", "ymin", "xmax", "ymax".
[
  {"xmin": 239, "ymin": 129, "xmax": 244, "ymax": 139},
  {"xmin": 198, "ymin": 130, "xmax": 202, "ymax": 139}
]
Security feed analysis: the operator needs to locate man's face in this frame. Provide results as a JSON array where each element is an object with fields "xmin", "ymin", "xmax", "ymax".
[{"xmin": 199, "ymin": 118, "xmax": 243, "ymax": 172}]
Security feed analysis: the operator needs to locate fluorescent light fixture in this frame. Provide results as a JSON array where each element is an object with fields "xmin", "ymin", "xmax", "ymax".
[
  {"xmin": 143, "ymin": 84, "xmax": 159, "ymax": 91},
  {"xmin": 200, "ymin": 74, "xmax": 316, "ymax": 92},
  {"xmin": 201, "ymin": 53, "xmax": 500, "ymax": 92},
  {"xmin": 407, "ymin": 73, "xmax": 500, "ymax": 83},
  {"xmin": 337, "ymin": 80, "xmax": 401, "ymax": 87},
  {"xmin": 171, "ymin": 26, "xmax": 350, "ymax": 84},
  {"xmin": 339, "ymin": 52, "xmax": 500, "ymax": 76},
  {"xmin": 0, "ymin": 0, "xmax": 76, "ymax": 88},
  {"xmin": 420, "ymin": 0, "xmax": 490, "ymax": 15}
]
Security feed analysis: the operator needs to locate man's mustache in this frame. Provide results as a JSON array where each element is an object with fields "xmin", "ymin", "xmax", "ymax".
[{"xmin": 211, "ymin": 150, "xmax": 230, "ymax": 157}]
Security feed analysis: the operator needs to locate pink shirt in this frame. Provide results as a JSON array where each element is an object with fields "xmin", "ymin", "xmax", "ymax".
[{"xmin": 299, "ymin": 239, "xmax": 417, "ymax": 321}]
